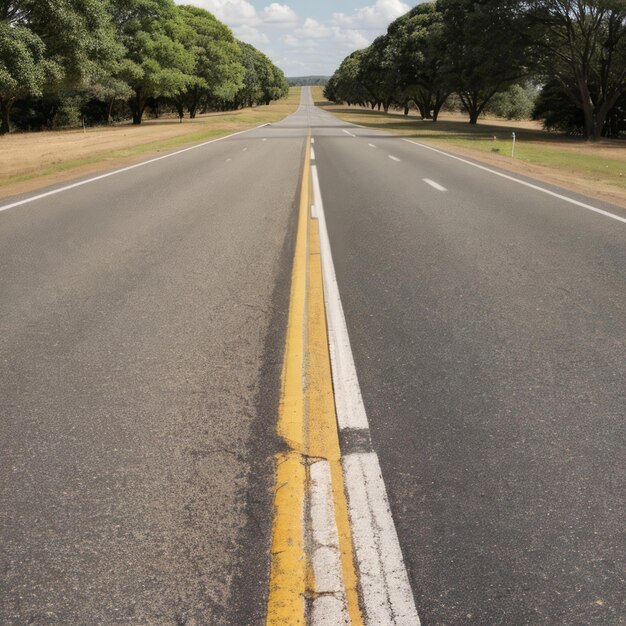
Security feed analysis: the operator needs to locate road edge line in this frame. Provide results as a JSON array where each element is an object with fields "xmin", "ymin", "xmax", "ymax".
[
  {"xmin": 0, "ymin": 124, "xmax": 271, "ymax": 214},
  {"xmin": 402, "ymin": 139, "xmax": 626, "ymax": 224}
]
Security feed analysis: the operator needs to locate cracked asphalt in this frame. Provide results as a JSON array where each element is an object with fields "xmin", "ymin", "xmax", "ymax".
[{"xmin": 0, "ymin": 121, "xmax": 305, "ymax": 625}]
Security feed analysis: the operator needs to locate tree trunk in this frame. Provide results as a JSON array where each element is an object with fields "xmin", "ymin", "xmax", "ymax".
[
  {"xmin": 582, "ymin": 98, "xmax": 613, "ymax": 141},
  {"xmin": 131, "ymin": 89, "xmax": 145, "ymax": 125},
  {"xmin": 0, "ymin": 98, "xmax": 14, "ymax": 135},
  {"xmin": 432, "ymin": 94, "xmax": 448, "ymax": 123},
  {"xmin": 175, "ymin": 101, "xmax": 184, "ymax": 120},
  {"xmin": 403, "ymin": 102, "xmax": 410, "ymax": 116}
]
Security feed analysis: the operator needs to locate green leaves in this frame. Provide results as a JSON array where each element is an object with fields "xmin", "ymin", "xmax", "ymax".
[
  {"xmin": 0, "ymin": 22, "xmax": 47, "ymax": 99},
  {"xmin": 1, "ymin": 0, "xmax": 287, "ymax": 130}
]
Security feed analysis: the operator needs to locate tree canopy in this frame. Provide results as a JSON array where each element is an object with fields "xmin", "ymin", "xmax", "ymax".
[
  {"xmin": 0, "ymin": 0, "xmax": 288, "ymax": 133},
  {"xmin": 326, "ymin": 0, "xmax": 626, "ymax": 138}
]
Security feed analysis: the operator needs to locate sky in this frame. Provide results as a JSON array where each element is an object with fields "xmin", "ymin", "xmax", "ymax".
[{"xmin": 176, "ymin": 0, "xmax": 414, "ymax": 76}]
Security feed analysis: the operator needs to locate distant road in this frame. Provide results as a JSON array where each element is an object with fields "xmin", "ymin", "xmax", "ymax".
[{"xmin": 1, "ymin": 87, "xmax": 624, "ymax": 625}]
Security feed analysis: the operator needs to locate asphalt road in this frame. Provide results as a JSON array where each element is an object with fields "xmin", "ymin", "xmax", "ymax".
[
  {"xmin": 0, "ymin": 110, "xmax": 308, "ymax": 624},
  {"xmin": 2, "ymin": 88, "xmax": 625, "ymax": 625},
  {"xmin": 311, "ymin": 95, "xmax": 625, "ymax": 624}
]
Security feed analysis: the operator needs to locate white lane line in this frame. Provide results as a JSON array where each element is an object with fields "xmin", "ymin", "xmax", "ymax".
[
  {"xmin": 423, "ymin": 178, "xmax": 447, "ymax": 192},
  {"xmin": 342, "ymin": 129, "xmax": 356, "ymax": 137},
  {"xmin": 344, "ymin": 454, "xmax": 421, "ymax": 625},
  {"xmin": 242, "ymin": 147, "xmax": 248, "ymax": 152},
  {"xmin": 311, "ymin": 138, "xmax": 315, "ymax": 144},
  {"xmin": 310, "ymin": 462, "xmax": 349, "ymax": 592},
  {"xmin": 311, "ymin": 165, "xmax": 368, "ymax": 431},
  {"xmin": 388, "ymin": 155, "xmax": 401, "ymax": 162},
  {"xmin": 312, "ymin": 596, "xmax": 349, "ymax": 626},
  {"xmin": 368, "ymin": 144, "xmax": 377, "ymax": 149},
  {"xmin": 0, "ymin": 124, "xmax": 271, "ymax": 214},
  {"xmin": 262, "ymin": 138, "xmax": 268, "ymax": 142},
  {"xmin": 312, "ymin": 164, "xmax": 420, "ymax": 625},
  {"xmin": 311, "ymin": 147, "xmax": 316, "ymax": 161},
  {"xmin": 403, "ymin": 139, "xmax": 626, "ymax": 225},
  {"xmin": 226, "ymin": 158, "xmax": 232, "ymax": 163},
  {"xmin": 310, "ymin": 461, "xmax": 349, "ymax": 624}
]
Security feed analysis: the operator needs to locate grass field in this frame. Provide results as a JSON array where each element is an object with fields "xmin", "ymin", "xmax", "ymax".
[
  {"xmin": 0, "ymin": 88, "xmax": 301, "ymax": 198},
  {"xmin": 311, "ymin": 87, "xmax": 626, "ymax": 207}
]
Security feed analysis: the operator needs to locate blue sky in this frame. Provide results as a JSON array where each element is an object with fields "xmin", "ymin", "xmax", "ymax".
[{"xmin": 178, "ymin": 0, "xmax": 414, "ymax": 76}]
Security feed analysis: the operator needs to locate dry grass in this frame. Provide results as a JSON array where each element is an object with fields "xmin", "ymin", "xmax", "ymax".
[{"xmin": 0, "ymin": 88, "xmax": 301, "ymax": 198}]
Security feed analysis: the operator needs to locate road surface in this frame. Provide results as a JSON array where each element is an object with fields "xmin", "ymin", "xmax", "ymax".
[{"xmin": 1, "ymin": 88, "xmax": 624, "ymax": 625}]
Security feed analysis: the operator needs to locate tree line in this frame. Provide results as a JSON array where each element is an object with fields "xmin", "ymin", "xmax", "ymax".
[
  {"xmin": 325, "ymin": 1, "xmax": 626, "ymax": 140},
  {"xmin": 0, "ymin": 0, "xmax": 290, "ymax": 134},
  {"xmin": 288, "ymin": 76, "xmax": 330, "ymax": 87}
]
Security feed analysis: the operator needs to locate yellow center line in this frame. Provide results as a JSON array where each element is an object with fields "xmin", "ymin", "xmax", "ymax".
[
  {"xmin": 267, "ymin": 129, "xmax": 364, "ymax": 624},
  {"xmin": 267, "ymin": 131, "xmax": 311, "ymax": 625}
]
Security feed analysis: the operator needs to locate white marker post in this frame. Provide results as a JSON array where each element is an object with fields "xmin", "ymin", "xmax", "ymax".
[{"xmin": 512, "ymin": 132, "xmax": 516, "ymax": 158}]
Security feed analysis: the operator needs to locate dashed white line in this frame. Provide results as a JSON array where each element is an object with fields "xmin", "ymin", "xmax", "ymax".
[
  {"xmin": 423, "ymin": 178, "xmax": 447, "ymax": 192},
  {"xmin": 403, "ymin": 138, "xmax": 626, "ymax": 225},
  {"xmin": 311, "ymin": 147, "xmax": 316, "ymax": 161},
  {"xmin": 388, "ymin": 155, "xmax": 401, "ymax": 162},
  {"xmin": 226, "ymin": 158, "xmax": 232, "ymax": 162},
  {"xmin": 368, "ymin": 144, "xmax": 377, "ymax": 149},
  {"xmin": 242, "ymin": 147, "xmax": 248, "ymax": 152},
  {"xmin": 342, "ymin": 129, "xmax": 356, "ymax": 137}
]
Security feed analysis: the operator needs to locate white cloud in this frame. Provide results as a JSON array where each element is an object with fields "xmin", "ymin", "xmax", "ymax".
[
  {"xmin": 175, "ymin": 0, "xmax": 413, "ymax": 75},
  {"xmin": 261, "ymin": 3, "xmax": 298, "ymax": 25},
  {"xmin": 332, "ymin": 0, "xmax": 410, "ymax": 30},
  {"xmin": 331, "ymin": 27, "xmax": 371, "ymax": 49},
  {"xmin": 234, "ymin": 23, "xmax": 270, "ymax": 44},
  {"xmin": 295, "ymin": 18, "xmax": 331, "ymax": 39},
  {"xmin": 189, "ymin": 0, "xmax": 257, "ymax": 25}
]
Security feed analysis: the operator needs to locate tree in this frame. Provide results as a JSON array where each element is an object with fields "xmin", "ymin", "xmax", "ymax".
[
  {"xmin": 359, "ymin": 35, "xmax": 404, "ymax": 113},
  {"xmin": 175, "ymin": 5, "xmax": 244, "ymax": 118},
  {"xmin": 485, "ymin": 83, "xmax": 538, "ymax": 119},
  {"xmin": 0, "ymin": 0, "xmax": 121, "ymax": 133},
  {"xmin": 524, "ymin": 0, "xmax": 626, "ymax": 140},
  {"xmin": 232, "ymin": 42, "xmax": 287, "ymax": 109},
  {"xmin": 437, "ymin": 0, "xmax": 529, "ymax": 123},
  {"xmin": 387, "ymin": 2, "xmax": 450, "ymax": 120},
  {"xmin": 534, "ymin": 77, "xmax": 625, "ymax": 137},
  {"xmin": 110, "ymin": 0, "xmax": 195, "ymax": 124},
  {"xmin": 259, "ymin": 64, "xmax": 289, "ymax": 106},
  {"xmin": 325, "ymin": 50, "xmax": 370, "ymax": 106},
  {"xmin": 0, "ymin": 22, "xmax": 49, "ymax": 133}
]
